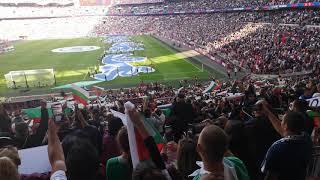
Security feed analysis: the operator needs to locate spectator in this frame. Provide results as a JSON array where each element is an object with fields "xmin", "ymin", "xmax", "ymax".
[
  {"xmin": 261, "ymin": 111, "xmax": 313, "ymax": 180},
  {"xmin": 106, "ymin": 127, "xmax": 132, "ymax": 180},
  {"xmin": 172, "ymin": 93, "xmax": 195, "ymax": 141},
  {"xmin": 177, "ymin": 137, "xmax": 198, "ymax": 179},
  {"xmin": 0, "ymin": 156, "xmax": 19, "ymax": 180},
  {"xmin": 195, "ymin": 125, "xmax": 249, "ymax": 179},
  {"xmin": 101, "ymin": 116, "xmax": 124, "ymax": 164},
  {"xmin": 291, "ymin": 99, "xmax": 314, "ymax": 135}
]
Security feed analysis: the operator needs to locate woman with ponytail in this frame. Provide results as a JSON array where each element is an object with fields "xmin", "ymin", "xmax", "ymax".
[{"xmin": 106, "ymin": 126, "xmax": 133, "ymax": 180}]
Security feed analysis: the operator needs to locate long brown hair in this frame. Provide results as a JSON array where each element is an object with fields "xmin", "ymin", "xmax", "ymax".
[
  {"xmin": 117, "ymin": 127, "xmax": 133, "ymax": 180},
  {"xmin": 177, "ymin": 138, "xmax": 199, "ymax": 178},
  {"xmin": 0, "ymin": 157, "xmax": 19, "ymax": 180}
]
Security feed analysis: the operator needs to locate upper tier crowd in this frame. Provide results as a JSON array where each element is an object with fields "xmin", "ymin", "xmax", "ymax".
[
  {"xmin": 109, "ymin": 0, "xmax": 315, "ymax": 14},
  {"xmin": 1, "ymin": 69, "xmax": 320, "ymax": 180},
  {"xmin": 94, "ymin": 10, "xmax": 320, "ymax": 75}
]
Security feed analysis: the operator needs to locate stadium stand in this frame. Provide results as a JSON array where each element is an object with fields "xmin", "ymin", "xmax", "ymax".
[{"xmin": 1, "ymin": 0, "xmax": 320, "ymax": 180}]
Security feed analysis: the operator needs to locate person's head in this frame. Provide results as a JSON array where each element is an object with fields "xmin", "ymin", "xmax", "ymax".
[
  {"xmin": 0, "ymin": 157, "xmax": 19, "ymax": 180},
  {"xmin": 303, "ymin": 88, "xmax": 312, "ymax": 97},
  {"xmin": 144, "ymin": 109, "xmax": 152, "ymax": 118},
  {"xmin": 292, "ymin": 99, "xmax": 308, "ymax": 113},
  {"xmin": 40, "ymin": 100, "xmax": 47, "ymax": 109},
  {"xmin": 177, "ymin": 93, "xmax": 185, "ymax": 103},
  {"xmin": 14, "ymin": 122, "xmax": 29, "ymax": 138},
  {"xmin": 117, "ymin": 127, "xmax": 130, "ymax": 155},
  {"xmin": 281, "ymin": 111, "xmax": 306, "ymax": 136},
  {"xmin": 177, "ymin": 138, "xmax": 198, "ymax": 177},
  {"xmin": 253, "ymin": 100, "xmax": 264, "ymax": 117},
  {"xmin": 154, "ymin": 109, "xmax": 162, "ymax": 116},
  {"xmin": 0, "ymin": 146, "xmax": 21, "ymax": 167},
  {"xmin": 133, "ymin": 165, "xmax": 166, "ymax": 180},
  {"xmin": 108, "ymin": 117, "xmax": 124, "ymax": 137},
  {"xmin": 197, "ymin": 125, "xmax": 228, "ymax": 165},
  {"xmin": 62, "ymin": 137, "xmax": 99, "ymax": 180}
]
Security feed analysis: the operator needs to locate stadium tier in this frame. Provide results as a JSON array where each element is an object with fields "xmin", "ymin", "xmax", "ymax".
[{"xmin": 0, "ymin": 1, "xmax": 320, "ymax": 180}]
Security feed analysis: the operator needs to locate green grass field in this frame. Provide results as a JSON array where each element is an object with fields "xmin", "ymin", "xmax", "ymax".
[{"xmin": 0, "ymin": 35, "xmax": 222, "ymax": 97}]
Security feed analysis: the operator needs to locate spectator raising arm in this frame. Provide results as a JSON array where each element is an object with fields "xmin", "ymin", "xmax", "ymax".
[
  {"xmin": 261, "ymin": 101, "xmax": 284, "ymax": 137},
  {"xmin": 47, "ymin": 119, "xmax": 67, "ymax": 180}
]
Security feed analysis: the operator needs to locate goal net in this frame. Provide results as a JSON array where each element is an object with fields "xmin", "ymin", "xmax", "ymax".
[{"xmin": 4, "ymin": 69, "xmax": 55, "ymax": 88}]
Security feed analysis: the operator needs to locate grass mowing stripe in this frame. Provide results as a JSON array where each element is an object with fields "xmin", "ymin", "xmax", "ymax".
[{"xmin": 147, "ymin": 36, "xmax": 203, "ymax": 72}]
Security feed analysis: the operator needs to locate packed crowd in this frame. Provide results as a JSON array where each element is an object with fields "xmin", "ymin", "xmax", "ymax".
[
  {"xmin": 95, "ymin": 10, "xmax": 320, "ymax": 74},
  {"xmin": 114, "ymin": 0, "xmax": 164, "ymax": 5},
  {"xmin": 1, "ymin": 70, "xmax": 320, "ymax": 180},
  {"xmin": 108, "ymin": 0, "xmax": 314, "ymax": 14}
]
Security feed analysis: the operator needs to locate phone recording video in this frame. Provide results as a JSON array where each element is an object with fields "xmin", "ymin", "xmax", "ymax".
[{"xmin": 52, "ymin": 104, "xmax": 65, "ymax": 123}]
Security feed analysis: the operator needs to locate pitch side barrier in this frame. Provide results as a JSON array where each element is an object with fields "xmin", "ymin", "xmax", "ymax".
[{"xmin": 106, "ymin": 2, "xmax": 320, "ymax": 17}]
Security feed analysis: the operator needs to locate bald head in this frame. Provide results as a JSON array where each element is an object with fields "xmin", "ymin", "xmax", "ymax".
[{"xmin": 198, "ymin": 125, "xmax": 228, "ymax": 163}]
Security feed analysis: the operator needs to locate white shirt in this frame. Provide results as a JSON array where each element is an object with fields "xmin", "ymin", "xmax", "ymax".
[{"xmin": 50, "ymin": 170, "xmax": 67, "ymax": 180}]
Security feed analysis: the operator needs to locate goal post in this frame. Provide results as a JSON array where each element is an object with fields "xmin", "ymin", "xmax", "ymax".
[{"xmin": 4, "ymin": 69, "xmax": 55, "ymax": 88}]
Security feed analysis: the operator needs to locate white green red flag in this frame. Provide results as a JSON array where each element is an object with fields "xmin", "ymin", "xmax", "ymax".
[
  {"xmin": 71, "ymin": 84, "xmax": 90, "ymax": 105},
  {"xmin": 111, "ymin": 102, "xmax": 165, "ymax": 168},
  {"xmin": 22, "ymin": 108, "xmax": 53, "ymax": 123},
  {"xmin": 202, "ymin": 81, "xmax": 222, "ymax": 94}
]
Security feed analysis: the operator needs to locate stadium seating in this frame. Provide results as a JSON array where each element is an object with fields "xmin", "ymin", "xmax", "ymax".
[{"xmin": 0, "ymin": 1, "xmax": 320, "ymax": 180}]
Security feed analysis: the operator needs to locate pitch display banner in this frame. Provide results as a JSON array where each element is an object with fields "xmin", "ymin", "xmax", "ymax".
[{"xmin": 79, "ymin": 0, "xmax": 111, "ymax": 6}]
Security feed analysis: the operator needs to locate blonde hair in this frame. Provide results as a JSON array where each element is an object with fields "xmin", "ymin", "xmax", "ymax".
[
  {"xmin": 0, "ymin": 146, "xmax": 21, "ymax": 166},
  {"xmin": 0, "ymin": 157, "xmax": 19, "ymax": 180}
]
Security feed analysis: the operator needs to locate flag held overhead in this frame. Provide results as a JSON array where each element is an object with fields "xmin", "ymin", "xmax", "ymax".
[{"xmin": 71, "ymin": 84, "xmax": 90, "ymax": 105}]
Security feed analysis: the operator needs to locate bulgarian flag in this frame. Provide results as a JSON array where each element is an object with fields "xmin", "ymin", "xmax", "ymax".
[
  {"xmin": 71, "ymin": 84, "xmax": 90, "ymax": 105},
  {"xmin": 157, "ymin": 103, "xmax": 172, "ymax": 117},
  {"xmin": 202, "ymin": 81, "xmax": 222, "ymax": 94},
  {"xmin": 111, "ymin": 102, "xmax": 165, "ymax": 168},
  {"xmin": 92, "ymin": 86, "xmax": 104, "ymax": 96},
  {"xmin": 22, "ymin": 108, "xmax": 53, "ymax": 123}
]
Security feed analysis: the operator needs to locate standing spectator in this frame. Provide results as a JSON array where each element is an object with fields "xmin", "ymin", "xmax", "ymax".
[
  {"xmin": 101, "ymin": 116, "xmax": 123, "ymax": 164},
  {"xmin": 152, "ymin": 109, "xmax": 166, "ymax": 134},
  {"xmin": 172, "ymin": 93, "xmax": 195, "ymax": 142},
  {"xmin": 106, "ymin": 127, "xmax": 132, "ymax": 180},
  {"xmin": 176, "ymin": 137, "xmax": 198, "ymax": 179},
  {"xmin": 0, "ymin": 104, "xmax": 12, "ymax": 134},
  {"xmin": 234, "ymin": 67, "xmax": 238, "ymax": 77},
  {"xmin": 261, "ymin": 110, "xmax": 313, "ymax": 180},
  {"xmin": 195, "ymin": 125, "xmax": 249, "ymax": 179},
  {"xmin": 32, "ymin": 101, "xmax": 49, "ymax": 146},
  {"xmin": 227, "ymin": 69, "xmax": 231, "ymax": 79}
]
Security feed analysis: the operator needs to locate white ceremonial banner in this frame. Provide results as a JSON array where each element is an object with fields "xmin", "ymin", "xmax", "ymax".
[
  {"xmin": 18, "ymin": 145, "xmax": 51, "ymax": 174},
  {"xmin": 306, "ymin": 97, "xmax": 320, "ymax": 107}
]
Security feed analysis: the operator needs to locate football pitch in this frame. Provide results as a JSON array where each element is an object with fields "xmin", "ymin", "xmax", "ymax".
[{"xmin": 0, "ymin": 35, "xmax": 222, "ymax": 97}]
